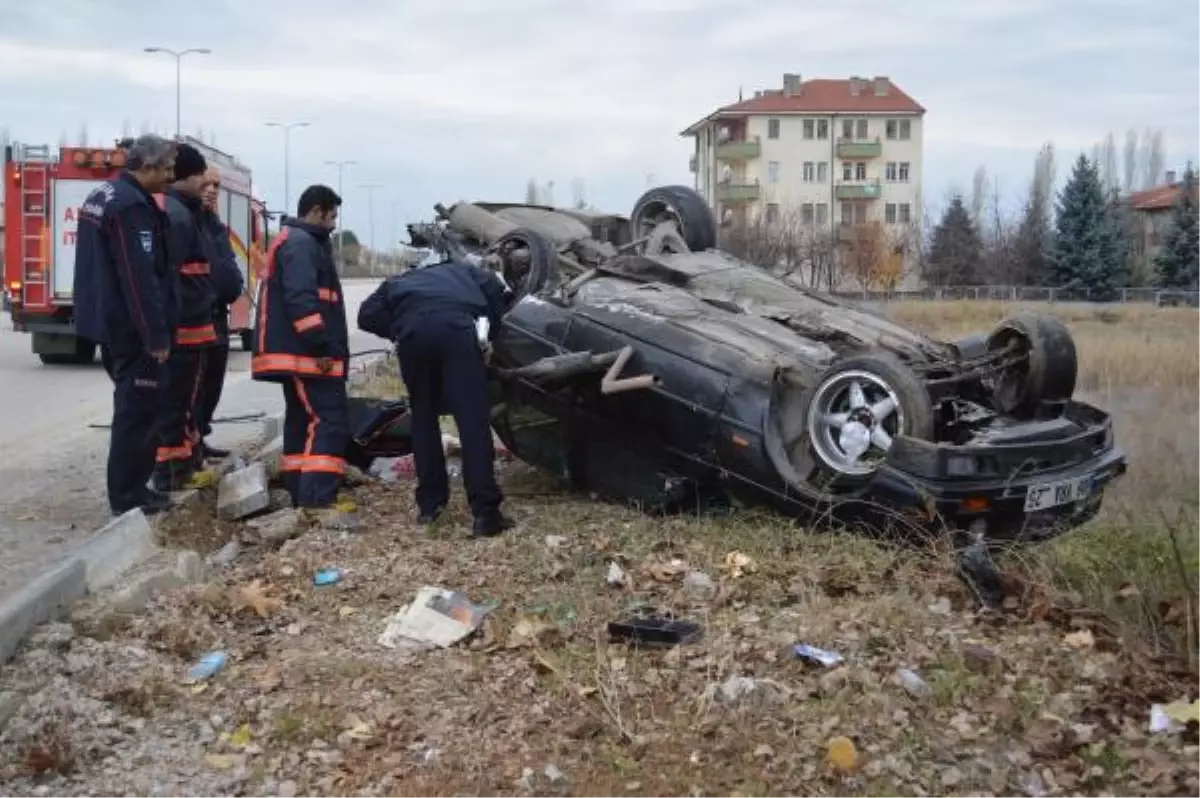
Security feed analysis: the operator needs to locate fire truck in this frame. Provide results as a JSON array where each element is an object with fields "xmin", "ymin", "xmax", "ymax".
[{"xmin": 2, "ymin": 136, "xmax": 266, "ymax": 365}]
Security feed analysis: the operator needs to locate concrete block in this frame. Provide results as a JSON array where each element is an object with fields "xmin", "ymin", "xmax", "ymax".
[
  {"xmin": 255, "ymin": 436, "xmax": 284, "ymax": 478},
  {"xmin": 109, "ymin": 568, "xmax": 186, "ymax": 614},
  {"xmin": 261, "ymin": 412, "xmax": 285, "ymax": 444},
  {"xmin": 217, "ymin": 462, "xmax": 271, "ymax": 521},
  {"xmin": 77, "ymin": 509, "xmax": 159, "ymax": 592},
  {"xmin": 0, "ymin": 558, "xmax": 88, "ymax": 666},
  {"xmin": 175, "ymin": 550, "xmax": 207, "ymax": 583},
  {"xmin": 246, "ymin": 508, "xmax": 301, "ymax": 549}
]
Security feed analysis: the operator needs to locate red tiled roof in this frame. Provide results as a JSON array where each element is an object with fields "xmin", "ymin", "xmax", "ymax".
[
  {"xmin": 1129, "ymin": 182, "xmax": 1183, "ymax": 211},
  {"xmin": 682, "ymin": 78, "xmax": 924, "ymax": 135}
]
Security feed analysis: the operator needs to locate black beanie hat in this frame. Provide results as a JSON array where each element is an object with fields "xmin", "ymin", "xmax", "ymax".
[{"xmin": 174, "ymin": 143, "xmax": 207, "ymax": 181}]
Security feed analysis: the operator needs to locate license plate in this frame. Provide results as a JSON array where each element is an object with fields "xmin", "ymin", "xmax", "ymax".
[{"xmin": 1024, "ymin": 476, "xmax": 1093, "ymax": 512}]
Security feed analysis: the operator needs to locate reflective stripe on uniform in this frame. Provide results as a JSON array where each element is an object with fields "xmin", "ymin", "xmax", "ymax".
[
  {"xmin": 251, "ymin": 353, "xmax": 346, "ymax": 377},
  {"xmin": 176, "ymin": 323, "xmax": 218, "ymax": 346},
  {"xmin": 318, "ymin": 288, "xmax": 339, "ymax": 303},
  {"xmin": 293, "ymin": 313, "xmax": 324, "ymax": 333},
  {"xmin": 280, "ymin": 454, "xmax": 346, "ymax": 474},
  {"xmin": 180, "ymin": 261, "xmax": 211, "ymax": 275}
]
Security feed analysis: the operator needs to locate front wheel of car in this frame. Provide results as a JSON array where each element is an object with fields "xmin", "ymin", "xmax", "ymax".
[
  {"xmin": 629, "ymin": 185, "xmax": 717, "ymax": 253},
  {"xmin": 804, "ymin": 353, "xmax": 934, "ymax": 488},
  {"xmin": 985, "ymin": 312, "xmax": 1077, "ymax": 418},
  {"xmin": 490, "ymin": 228, "xmax": 561, "ymax": 300}
]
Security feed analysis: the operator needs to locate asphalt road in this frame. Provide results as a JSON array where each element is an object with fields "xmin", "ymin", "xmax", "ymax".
[{"xmin": 0, "ymin": 279, "xmax": 384, "ymax": 603}]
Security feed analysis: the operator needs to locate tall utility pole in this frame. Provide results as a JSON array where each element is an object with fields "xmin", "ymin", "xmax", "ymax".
[
  {"xmin": 265, "ymin": 121, "xmax": 310, "ymax": 215},
  {"xmin": 360, "ymin": 183, "xmax": 383, "ymax": 276},
  {"xmin": 143, "ymin": 46, "xmax": 212, "ymax": 137},
  {"xmin": 324, "ymin": 159, "xmax": 357, "ymax": 269}
]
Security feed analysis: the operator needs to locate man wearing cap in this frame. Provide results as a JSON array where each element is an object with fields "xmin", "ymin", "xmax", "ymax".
[
  {"xmin": 195, "ymin": 166, "xmax": 245, "ymax": 461},
  {"xmin": 152, "ymin": 143, "xmax": 220, "ymax": 492},
  {"xmin": 73, "ymin": 134, "xmax": 178, "ymax": 516}
]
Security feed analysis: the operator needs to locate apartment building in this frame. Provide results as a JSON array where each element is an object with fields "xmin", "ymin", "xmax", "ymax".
[{"xmin": 682, "ymin": 74, "xmax": 926, "ymax": 238}]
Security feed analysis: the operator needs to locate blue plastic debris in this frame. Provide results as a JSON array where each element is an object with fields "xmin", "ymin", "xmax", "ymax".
[
  {"xmin": 187, "ymin": 651, "xmax": 228, "ymax": 682},
  {"xmin": 313, "ymin": 568, "xmax": 342, "ymax": 586}
]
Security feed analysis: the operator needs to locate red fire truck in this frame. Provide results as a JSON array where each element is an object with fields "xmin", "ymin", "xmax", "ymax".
[{"xmin": 2, "ymin": 136, "xmax": 265, "ymax": 364}]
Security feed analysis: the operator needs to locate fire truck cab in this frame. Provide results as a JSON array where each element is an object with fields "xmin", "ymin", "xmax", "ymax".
[{"xmin": 2, "ymin": 137, "xmax": 265, "ymax": 365}]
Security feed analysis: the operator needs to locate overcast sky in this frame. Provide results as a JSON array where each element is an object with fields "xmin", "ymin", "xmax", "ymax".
[{"xmin": 2, "ymin": 0, "xmax": 1196, "ymax": 245}]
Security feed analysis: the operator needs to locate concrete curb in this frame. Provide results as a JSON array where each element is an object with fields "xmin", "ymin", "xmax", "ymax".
[{"xmin": 0, "ymin": 414, "xmax": 288, "ymax": 668}]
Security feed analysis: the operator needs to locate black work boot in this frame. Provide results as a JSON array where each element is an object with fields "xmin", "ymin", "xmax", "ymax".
[
  {"xmin": 471, "ymin": 512, "xmax": 515, "ymax": 538},
  {"xmin": 201, "ymin": 440, "xmax": 232, "ymax": 460},
  {"xmin": 416, "ymin": 506, "xmax": 445, "ymax": 526}
]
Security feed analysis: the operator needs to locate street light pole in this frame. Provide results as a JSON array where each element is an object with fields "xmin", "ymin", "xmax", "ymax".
[
  {"xmin": 325, "ymin": 159, "xmax": 357, "ymax": 270},
  {"xmin": 143, "ymin": 46, "xmax": 212, "ymax": 137},
  {"xmin": 360, "ymin": 183, "xmax": 383, "ymax": 276},
  {"xmin": 265, "ymin": 121, "xmax": 310, "ymax": 215}
]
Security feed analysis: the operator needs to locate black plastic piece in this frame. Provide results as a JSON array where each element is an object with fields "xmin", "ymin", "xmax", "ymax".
[{"xmin": 607, "ymin": 615, "xmax": 703, "ymax": 648}]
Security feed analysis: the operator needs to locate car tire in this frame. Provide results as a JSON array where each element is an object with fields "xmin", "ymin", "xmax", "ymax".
[
  {"xmin": 803, "ymin": 353, "xmax": 934, "ymax": 488},
  {"xmin": 492, "ymin": 227, "xmax": 560, "ymax": 299},
  {"xmin": 985, "ymin": 312, "xmax": 1077, "ymax": 417},
  {"xmin": 630, "ymin": 185, "xmax": 717, "ymax": 252}
]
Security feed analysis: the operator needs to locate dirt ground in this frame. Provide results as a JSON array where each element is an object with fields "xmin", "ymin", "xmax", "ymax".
[{"xmin": 0, "ymin": 460, "xmax": 1196, "ymax": 797}]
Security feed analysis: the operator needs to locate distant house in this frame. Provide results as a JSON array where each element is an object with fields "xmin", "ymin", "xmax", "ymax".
[{"xmin": 1127, "ymin": 170, "xmax": 1197, "ymax": 282}]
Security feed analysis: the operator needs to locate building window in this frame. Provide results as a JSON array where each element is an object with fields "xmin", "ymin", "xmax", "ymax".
[
  {"xmin": 886, "ymin": 162, "xmax": 898, "ymax": 182},
  {"xmin": 842, "ymin": 161, "xmax": 853, "ymax": 181},
  {"xmin": 855, "ymin": 162, "xmax": 867, "ymax": 181},
  {"xmin": 816, "ymin": 203, "xmax": 829, "ymax": 226},
  {"xmin": 803, "ymin": 162, "xmax": 815, "ymax": 182},
  {"xmin": 767, "ymin": 161, "xmax": 780, "ymax": 183},
  {"xmin": 899, "ymin": 119, "xmax": 911, "ymax": 140},
  {"xmin": 899, "ymin": 162, "xmax": 910, "ymax": 182},
  {"xmin": 841, "ymin": 202, "xmax": 853, "ymax": 225},
  {"xmin": 803, "ymin": 119, "xmax": 814, "ymax": 139},
  {"xmin": 768, "ymin": 118, "xmax": 780, "ymax": 139},
  {"xmin": 817, "ymin": 119, "xmax": 829, "ymax": 139},
  {"xmin": 766, "ymin": 203, "xmax": 780, "ymax": 224},
  {"xmin": 856, "ymin": 118, "xmax": 868, "ymax": 139},
  {"xmin": 842, "ymin": 119, "xmax": 854, "ymax": 140},
  {"xmin": 886, "ymin": 120, "xmax": 897, "ymax": 140},
  {"xmin": 885, "ymin": 203, "xmax": 897, "ymax": 224},
  {"xmin": 898, "ymin": 203, "xmax": 912, "ymax": 224},
  {"xmin": 816, "ymin": 161, "xmax": 828, "ymax": 182},
  {"xmin": 802, "ymin": 203, "xmax": 815, "ymax": 225}
]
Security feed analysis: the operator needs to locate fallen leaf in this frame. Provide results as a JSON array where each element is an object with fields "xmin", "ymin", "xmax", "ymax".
[
  {"xmin": 339, "ymin": 606, "xmax": 359, "ymax": 618},
  {"xmin": 1063, "ymin": 629, "xmax": 1095, "ymax": 649},
  {"xmin": 826, "ymin": 735, "xmax": 858, "ymax": 773},
  {"xmin": 1163, "ymin": 699, "xmax": 1200, "ymax": 724},
  {"xmin": 532, "ymin": 650, "xmax": 561, "ymax": 675},
  {"xmin": 344, "ymin": 715, "xmax": 373, "ymax": 741},
  {"xmin": 723, "ymin": 551, "xmax": 755, "ymax": 579},
  {"xmin": 231, "ymin": 580, "xmax": 282, "ymax": 618},
  {"xmin": 190, "ymin": 683, "xmax": 209, "ymax": 695},
  {"xmin": 645, "ymin": 558, "xmax": 688, "ymax": 582},
  {"xmin": 226, "ymin": 724, "xmax": 252, "ymax": 748}
]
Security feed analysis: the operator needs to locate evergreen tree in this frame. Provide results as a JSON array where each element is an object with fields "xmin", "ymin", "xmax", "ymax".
[
  {"xmin": 1154, "ymin": 165, "xmax": 1200, "ymax": 289},
  {"xmin": 925, "ymin": 195, "xmax": 983, "ymax": 286},
  {"xmin": 1091, "ymin": 188, "xmax": 1133, "ymax": 300},
  {"xmin": 1013, "ymin": 188, "xmax": 1054, "ymax": 285},
  {"xmin": 1051, "ymin": 154, "xmax": 1119, "ymax": 294}
]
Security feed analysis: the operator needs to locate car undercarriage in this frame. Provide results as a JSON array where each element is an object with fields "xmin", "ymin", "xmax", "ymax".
[{"xmin": 397, "ymin": 185, "xmax": 1128, "ymax": 542}]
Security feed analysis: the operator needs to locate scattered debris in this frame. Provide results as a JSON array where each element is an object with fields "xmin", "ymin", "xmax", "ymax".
[
  {"xmin": 231, "ymin": 580, "xmax": 282, "ymax": 617},
  {"xmin": 826, "ymin": 735, "xmax": 859, "ymax": 773},
  {"xmin": 216, "ymin": 462, "xmax": 271, "ymax": 521},
  {"xmin": 956, "ymin": 536, "xmax": 1005, "ymax": 608},
  {"xmin": 722, "ymin": 550, "xmax": 755, "ymax": 578},
  {"xmin": 793, "ymin": 643, "xmax": 845, "ymax": 668},
  {"xmin": 186, "ymin": 651, "xmax": 228, "ymax": 683},
  {"xmin": 377, "ymin": 586, "xmax": 491, "ymax": 652},
  {"xmin": 1150, "ymin": 700, "xmax": 1200, "ymax": 733},
  {"xmin": 608, "ymin": 615, "xmax": 703, "ymax": 648},
  {"xmin": 1063, "ymin": 629, "xmax": 1096, "ymax": 649},
  {"xmin": 244, "ymin": 508, "xmax": 301, "ymax": 549},
  {"xmin": 895, "ymin": 668, "xmax": 932, "ymax": 700},
  {"xmin": 606, "ymin": 561, "xmax": 628, "ymax": 587},
  {"xmin": 207, "ymin": 538, "xmax": 241, "ymax": 567},
  {"xmin": 682, "ymin": 569, "xmax": 716, "ymax": 599},
  {"xmin": 543, "ymin": 763, "xmax": 566, "ymax": 784},
  {"xmin": 313, "ymin": 568, "xmax": 342, "ymax": 587},
  {"xmin": 544, "ymin": 535, "xmax": 567, "ymax": 549}
]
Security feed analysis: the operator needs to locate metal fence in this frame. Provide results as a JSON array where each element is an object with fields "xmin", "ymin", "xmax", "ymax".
[{"xmin": 827, "ymin": 285, "xmax": 1200, "ymax": 307}]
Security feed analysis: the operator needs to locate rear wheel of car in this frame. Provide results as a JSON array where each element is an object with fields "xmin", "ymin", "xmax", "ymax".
[
  {"xmin": 630, "ymin": 186, "xmax": 717, "ymax": 253},
  {"xmin": 491, "ymin": 228, "xmax": 561, "ymax": 300},
  {"xmin": 985, "ymin": 312, "xmax": 1077, "ymax": 418},
  {"xmin": 804, "ymin": 353, "xmax": 934, "ymax": 488}
]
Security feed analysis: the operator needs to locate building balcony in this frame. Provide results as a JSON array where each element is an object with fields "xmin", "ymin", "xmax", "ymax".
[
  {"xmin": 836, "ymin": 180, "xmax": 882, "ymax": 200},
  {"xmin": 836, "ymin": 138, "xmax": 882, "ymax": 159},
  {"xmin": 715, "ymin": 138, "xmax": 761, "ymax": 161},
  {"xmin": 716, "ymin": 182, "xmax": 760, "ymax": 202}
]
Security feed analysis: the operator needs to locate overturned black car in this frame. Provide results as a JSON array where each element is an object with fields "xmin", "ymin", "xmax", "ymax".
[{"xmin": 391, "ymin": 186, "xmax": 1127, "ymax": 541}]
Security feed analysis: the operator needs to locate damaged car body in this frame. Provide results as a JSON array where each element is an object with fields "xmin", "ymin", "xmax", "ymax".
[{"xmin": 397, "ymin": 185, "xmax": 1128, "ymax": 541}]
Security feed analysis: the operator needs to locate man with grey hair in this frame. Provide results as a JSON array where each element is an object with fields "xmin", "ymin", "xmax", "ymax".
[{"xmin": 74, "ymin": 134, "xmax": 179, "ymax": 516}]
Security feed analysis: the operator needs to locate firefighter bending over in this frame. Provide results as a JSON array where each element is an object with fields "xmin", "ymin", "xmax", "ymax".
[
  {"xmin": 72, "ymin": 134, "xmax": 178, "ymax": 516},
  {"xmin": 251, "ymin": 185, "xmax": 350, "ymax": 512},
  {"xmin": 196, "ymin": 166, "xmax": 246, "ymax": 461},
  {"xmin": 358, "ymin": 256, "xmax": 514, "ymax": 538},
  {"xmin": 152, "ymin": 143, "xmax": 219, "ymax": 492}
]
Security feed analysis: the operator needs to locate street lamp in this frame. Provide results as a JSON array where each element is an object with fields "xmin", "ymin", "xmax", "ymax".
[
  {"xmin": 265, "ymin": 121, "xmax": 310, "ymax": 215},
  {"xmin": 325, "ymin": 159, "xmax": 357, "ymax": 269},
  {"xmin": 143, "ymin": 46, "xmax": 212, "ymax": 137},
  {"xmin": 360, "ymin": 182, "xmax": 383, "ymax": 276}
]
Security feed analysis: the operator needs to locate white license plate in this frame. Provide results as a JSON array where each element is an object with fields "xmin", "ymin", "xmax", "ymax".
[{"xmin": 1024, "ymin": 476, "xmax": 1093, "ymax": 512}]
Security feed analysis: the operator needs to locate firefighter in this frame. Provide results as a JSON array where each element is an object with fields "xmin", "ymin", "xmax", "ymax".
[
  {"xmin": 251, "ymin": 185, "xmax": 350, "ymax": 511},
  {"xmin": 72, "ymin": 134, "xmax": 178, "ymax": 516},
  {"xmin": 152, "ymin": 143, "xmax": 219, "ymax": 492},
  {"xmin": 357, "ymin": 257, "xmax": 514, "ymax": 537},
  {"xmin": 195, "ymin": 166, "xmax": 245, "ymax": 460}
]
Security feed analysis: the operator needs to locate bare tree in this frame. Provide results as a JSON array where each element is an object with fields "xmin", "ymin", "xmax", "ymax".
[
  {"xmin": 524, "ymin": 178, "xmax": 538, "ymax": 205},
  {"xmin": 1122, "ymin": 128, "xmax": 1139, "ymax": 193},
  {"xmin": 77, "ymin": 122, "xmax": 88, "ymax": 146},
  {"xmin": 570, "ymin": 177, "xmax": 587, "ymax": 210},
  {"xmin": 1140, "ymin": 127, "xmax": 1166, "ymax": 189},
  {"xmin": 1092, "ymin": 131, "xmax": 1118, "ymax": 191},
  {"xmin": 1032, "ymin": 142, "xmax": 1056, "ymax": 216},
  {"xmin": 542, "ymin": 180, "xmax": 556, "ymax": 207},
  {"xmin": 139, "ymin": 120, "xmax": 152, "ymax": 135},
  {"xmin": 970, "ymin": 166, "xmax": 989, "ymax": 234}
]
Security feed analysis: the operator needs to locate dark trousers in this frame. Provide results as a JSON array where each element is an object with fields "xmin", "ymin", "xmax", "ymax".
[
  {"xmin": 397, "ymin": 317, "xmax": 502, "ymax": 520},
  {"xmin": 199, "ymin": 341, "xmax": 229, "ymax": 439},
  {"xmin": 281, "ymin": 375, "xmax": 349, "ymax": 507},
  {"xmin": 153, "ymin": 347, "xmax": 207, "ymax": 486},
  {"xmin": 101, "ymin": 340, "xmax": 164, "ymax": 514}
]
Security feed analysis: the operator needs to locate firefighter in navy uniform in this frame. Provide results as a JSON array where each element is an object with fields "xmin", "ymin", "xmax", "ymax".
[
  {"xmin": 251, "ymin": 185, "xmax": 350, "ymax": 512},
  {"xmin": 152, "ymin": 143, "xmax": 220, "ymax": 491},
  {"xmin": 195, "ymin": 166, "xmax": 245, "ymax": 460},
  {"xmin": 357, "ymin": 256, "xmax": 515, "ymax": 537},
  {"xmin": 72, "ymin": 134, "xmax": 178, "ymax": 516}
]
